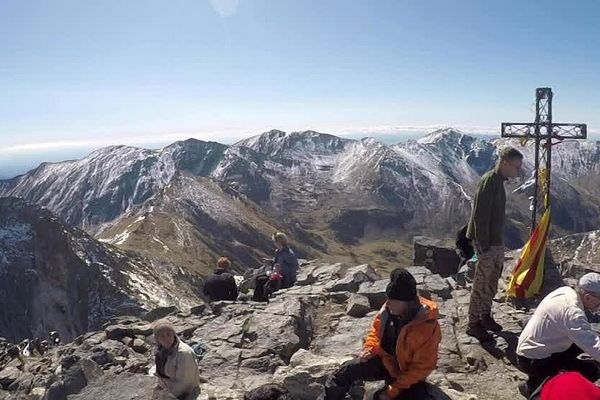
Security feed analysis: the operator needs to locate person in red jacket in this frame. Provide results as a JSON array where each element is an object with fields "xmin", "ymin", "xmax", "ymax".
[
  {"xmin": 528, "ymin": 371, "xmax": 600, "ymax": 400},
  {"xmin": 319, "ymin": 268, "xmax": 442, "ymax": 400}
]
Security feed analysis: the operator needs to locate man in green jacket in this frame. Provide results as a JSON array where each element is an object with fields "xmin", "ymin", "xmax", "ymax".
[{"xmin": 466, "ymin": 147, "xmax": 523, "ymax": 341}]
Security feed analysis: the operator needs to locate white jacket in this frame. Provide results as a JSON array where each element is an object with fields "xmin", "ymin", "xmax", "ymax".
[
  {"xmin": 162, "ymin": 340, "xmax": 201, "ymax": 398},
  {"xmin": 517, "ymin": 285, "xmax": 600, "ymax": 360}
]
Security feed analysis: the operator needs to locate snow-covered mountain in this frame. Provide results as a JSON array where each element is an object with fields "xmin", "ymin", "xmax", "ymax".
[
  {"xmin": 552, "ymin": 229, "xmax": 600, "ymax": 266},
  {"xmin": 2, "ymin": 128, "xmax": 600, "ymax": 272},
  {"xmin": 0, "ymin": 197, "xmax": 202, "ymax": 342}
]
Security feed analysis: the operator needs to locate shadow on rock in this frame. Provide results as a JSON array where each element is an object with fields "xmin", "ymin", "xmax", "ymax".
[{"xmin": 481, "ymin": 331, "xmax": 520, "ymax": 369}]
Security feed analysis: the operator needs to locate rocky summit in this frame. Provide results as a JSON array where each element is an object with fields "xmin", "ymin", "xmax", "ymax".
[{"xmin": 0, "ymin": 256, "xmax": 569, "ymax": 400}]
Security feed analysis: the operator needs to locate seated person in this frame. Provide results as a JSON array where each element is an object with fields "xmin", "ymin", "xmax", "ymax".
[
  {"xmin": 262, "ymin": 232, "xmax": 299, "ymax": 289},
  {"xmin": 528, "ymin": 371, "xmax": 600, "ymax": 400},
  {"xmin": 151, "ymin": 320, "xmax": 200, "ymax": 400},
  {"xmin": 252, "ymin": 264, "xmax": 284, "ymax": 302},
  {"xmin": 319, "ymin": 268, "xmax": 441, "ymax": 400},
  {"xmin": 516, "ymin": 273, "xmax": 600, "ymax": 397},
  {"xmin": 265, "ymin": 264, "xmax": 284, "ymax": 295},
  {"xmin": 203, "ymin": 257, "xmax": 238, "ymax": 301}
]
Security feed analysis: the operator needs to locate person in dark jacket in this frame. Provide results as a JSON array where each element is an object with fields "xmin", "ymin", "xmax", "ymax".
[
  {"xmin": 203, "ymin": 257, "xmax": 238, "ymax": 301},
  {"xmin": 261, "ymin": 232, "xmax": 299, "ymax": 289},
  {"xmin": 455, "ymin": 224, "xmax": 474, "ymax": 268},
  {"xmin": 466, "ymin": 147, "xmax": 523, "ymax": 341}
]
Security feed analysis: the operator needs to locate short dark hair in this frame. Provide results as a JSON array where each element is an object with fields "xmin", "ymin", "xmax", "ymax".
[
  {"xmin": 217, "ymin": 257, "xmax": 231, "ymax": 269},
  {"xmin": 499, "ymin": 147, "xmax": 524, "ymax": 162}
]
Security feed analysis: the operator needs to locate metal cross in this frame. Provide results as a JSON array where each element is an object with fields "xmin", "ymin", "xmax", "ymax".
[{"xmin": 501, "ymin": 88, "xmax": 587, "ymax": 232}]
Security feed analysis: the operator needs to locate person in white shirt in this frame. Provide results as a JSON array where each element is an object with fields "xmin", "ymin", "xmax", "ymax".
[{"xmin": 516, "ymin": 272, "xmax": 600, "ymax": 396}]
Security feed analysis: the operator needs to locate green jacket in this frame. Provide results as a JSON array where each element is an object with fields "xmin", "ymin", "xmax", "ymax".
[{"xmin": 466, "ymin": 168, "xmax": 506, "ymax": 250}]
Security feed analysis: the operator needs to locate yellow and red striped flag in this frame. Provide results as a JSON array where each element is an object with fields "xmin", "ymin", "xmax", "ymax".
[{"xmin": 506, "ymin": 208, "xmax": 551, "ymax": 299}]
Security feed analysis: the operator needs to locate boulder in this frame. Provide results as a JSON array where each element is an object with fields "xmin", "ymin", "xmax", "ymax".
[
  {"xmin": 357, "ymin": 280, "xmax": 388, "ymax": 310},
  {"xmin": 324, "ymin": 264, "xmax": 380, "ymax": 293},
  {"xmin": 190, "ymin": 304, "xmax": 207, "ymax": 316},
  {"xmin": 131, "ymin": 339, "xmax": 148, "ymax": 354},
  {"xmin": 104, "ymin": 323, "xmax": 153, "ymax": 341},
  {"xmin": 405, "ymin": 267, "xmax": 452, "ymax": 300},
  {"xmin": 0, "ymin": 367, "xmax": 21, "ymax": 389},
  {"xmin": 143, "ymin": 306, "xmax": 179, "ymax": 323},
  {"xmin": 413, "ymin": 236, "xmax": 461, "ymax": 277},
  {"xmin": 345, "ymin": 295, "xmax": 371, "ymax": 318},
  {"xmin": 273, "ymin": 350, "xmax": 351, "ymax": 400},
  {"xmin": 68, "ymin": 373, "xmax": 177, "ymax": 400}
]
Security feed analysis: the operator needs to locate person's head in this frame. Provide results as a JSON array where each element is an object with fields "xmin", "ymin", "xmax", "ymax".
[
  {"xmin": 153, "ymin": 319, "xmax": 177, "ymax": 349},
  {"xmin": 497, "ymin": 147, "xmax": 524, "ymax": 178},
  {"xmin": 217, "ymin": 257, "xmax": 232, "ymax": 271},
  {"xmin": 272, "ymin": 232, "xmax": 289, "ymax": 249},
  {"xmin": 578, "ymin": 273, "xmax": 600, "ymax": 312},
  {"xmin": 385, "ymin": 268, "xmax": 419, "ymax": 316}
]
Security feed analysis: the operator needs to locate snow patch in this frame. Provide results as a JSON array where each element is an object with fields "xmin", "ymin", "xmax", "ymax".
[{"xmin": 113, "ymin": 230, "xmax": 131, "ymax": 245}]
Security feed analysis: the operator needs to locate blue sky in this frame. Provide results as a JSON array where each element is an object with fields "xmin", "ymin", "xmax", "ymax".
[{"xmin": 1, "ymin": 0, "xmax": 599, "ymax": 176}]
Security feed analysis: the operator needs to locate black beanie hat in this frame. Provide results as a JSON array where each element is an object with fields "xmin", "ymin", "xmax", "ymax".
[{"xmin": 386, "ymin": 268, "xmax": 418, "ymax": 301}]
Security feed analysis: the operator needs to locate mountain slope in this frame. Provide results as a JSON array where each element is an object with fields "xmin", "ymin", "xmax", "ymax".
[
  {"xmin": 0, "ymin": 197, "xmax": 201, "ymax": 342},
  {"xmin": 2, "ymin": 129, "xmax": 600, "ymax": 272}
]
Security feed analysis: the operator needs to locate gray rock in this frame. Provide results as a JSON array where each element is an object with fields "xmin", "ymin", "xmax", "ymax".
[
  {"xmin": 68, "ymin": 373, "xmax": 178, "ymax": 400},
  {"xmin": 274, "ymin": 350, "xmax": 351, "ymax": 400},
  {"xmin": 327, "ymin": 292, "xmax": 351, "ymax": 304},
  {"xmin": 413, "ymin": 236, "xmax": 461, "ymax": 277},
  {"xmin": 104, "ymin": 323, "xmax": 153, "ymax": 341},
  {"xmin": 7, "ymin": 371, "xmax": 33, "ymax": 392},
  {"xmin": 131, "ymin": 339, "xmax": 148, "ymax": 354},
  {"xmin": 0, "ymin": 367, "xmax": 21, "ymax": 389},
  {"xmin": 357, "ymin": 280, "xmax": 388, "ymax": 310},
  {"xmin": 46, "ymin": 381, "xmax": 67, "ymax": 400},
  {"xmin": 345, "ymin": 295, "xmax": 371, "ymax": 318},
  {"xmin": 143, "ymin": 306, "xmax": 179, "ymax": 323},
  {"xmin": 325, "ymin": 264, "xmax": 380, "ymax": 293},
  {"xmin": 422, "ymin": 275, "xmax": 453, "ymax": 300},
  {"xmin": 190, "ymin": 304, "xmax": 207, "ymax": 316}
]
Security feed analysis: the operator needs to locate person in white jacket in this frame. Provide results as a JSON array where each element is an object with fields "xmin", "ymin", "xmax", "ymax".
[
  {"xmin": 516, "ymin": 273, "xmax": 600, "ymax": 396},
  {"xmin": 152, "ymin": 319, "xmax": 201, "ymax": 400}
]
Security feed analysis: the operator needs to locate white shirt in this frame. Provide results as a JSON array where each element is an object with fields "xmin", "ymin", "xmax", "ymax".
[{"xmin": 517, "ymin": 286, "xmax": 600, "ymax": 360}]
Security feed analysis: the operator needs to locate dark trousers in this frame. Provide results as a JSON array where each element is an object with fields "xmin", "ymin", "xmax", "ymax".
[
  {"xmin": 321, "ymin": 357, "xmax": 428, "ymax": 400},
  {"xmin": 517, "ymin": 344, "xmax": 600, "ymax": 393},
  {"xmin": 281, "ymin": 271, "xmax": 297, "ymax": 289}
]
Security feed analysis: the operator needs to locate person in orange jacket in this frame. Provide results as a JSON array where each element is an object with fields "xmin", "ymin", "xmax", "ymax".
[{"xmin": 319, "ymin": 268, "xmax": 442, "ymax": 400}]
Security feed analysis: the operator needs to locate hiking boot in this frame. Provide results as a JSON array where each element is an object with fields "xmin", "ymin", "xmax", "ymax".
[
  {"xmin": 481, "ymin": 314, "xmax": 503, "ymax": 332},
  {"xmin": 466, "ymin": 322, "xmax": 493, "ymax": 342}
]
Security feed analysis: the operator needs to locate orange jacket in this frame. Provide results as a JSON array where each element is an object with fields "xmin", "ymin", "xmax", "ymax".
[{"xmin": 363, "ymin": 296, "xmax": 441, "ymax": 399}]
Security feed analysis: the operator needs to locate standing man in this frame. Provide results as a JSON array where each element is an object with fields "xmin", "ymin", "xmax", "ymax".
[{"xmin": 466, "ymin": 147, "xmax": 523, "ymax": 341}]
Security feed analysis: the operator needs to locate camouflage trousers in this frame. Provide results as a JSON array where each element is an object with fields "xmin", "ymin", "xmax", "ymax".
[{"xmin": 468, "ymin": 245, "xmax": 504, "ymax": 324}]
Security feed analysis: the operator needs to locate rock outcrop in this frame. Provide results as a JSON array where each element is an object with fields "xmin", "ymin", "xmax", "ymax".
[{"xmin": 0, "ymin": 258, "xmax": 567, "ymax": 400}]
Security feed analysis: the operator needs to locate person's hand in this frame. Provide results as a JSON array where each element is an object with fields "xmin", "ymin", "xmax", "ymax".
[{"xmin": 359, "ymin": 350, "xmax": 374, "ymax": 360}]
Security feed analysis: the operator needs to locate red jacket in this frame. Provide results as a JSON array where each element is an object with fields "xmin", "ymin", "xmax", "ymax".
[
  {"xmin": 363, "ymin": 296, "xmax": 441, "ymax": 398},
  {"xmin": 541, "ymin": 372, "xmax": 600, "ymax": 400}
]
